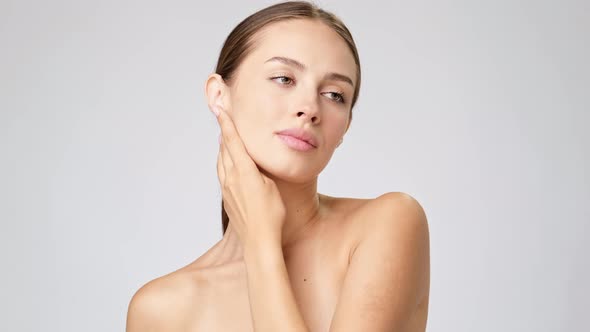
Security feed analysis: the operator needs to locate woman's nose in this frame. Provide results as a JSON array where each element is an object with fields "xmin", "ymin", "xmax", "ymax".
[
  {"xmin": 293, "ymin": 91, "xmax": 320, "ymax": 124},
  {"xmin": 296, "ymin": 110, "xmax": 319, "ymax": 124}
]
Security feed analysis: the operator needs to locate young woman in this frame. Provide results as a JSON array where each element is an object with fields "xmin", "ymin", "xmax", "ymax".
[{"xmin": 126, "ymin": 1, "xmax": 430, "ymax": 331}]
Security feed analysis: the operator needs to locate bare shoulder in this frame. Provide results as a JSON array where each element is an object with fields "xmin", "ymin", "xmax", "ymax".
[
  {"xmin": 363, "ymin": 191, "xmax": 430, "ymax": 295},
  {"xmin": 347, "ymin": 191, "xmax": 429, "ymax": 290},
  {"xmin": 126, "ymin": 268, "xmax": 202, "ymax": 332},
  {"xmin": 336, "ymin": 191, "xmax": 428, "ymax": 242},
  {"xmin": 373, "ymin": 191, "xmax": 428, "ymax": 222},
  {"xmin": 326, "ymin": 193, "xmax": 430, "ymax": 330},
  {"xmin": 364, "ymin": 192, "xmax": 429, "ymax": 255}
]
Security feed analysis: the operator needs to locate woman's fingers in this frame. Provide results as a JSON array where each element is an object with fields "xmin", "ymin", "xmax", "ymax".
[
  {"xmin": 215, "ymin": 106, "xmax": 257, "ymax": 174},
  {"xmin": 216, "ymin": 138, "xmax": 226, "ymax": 187},
  {"xmin": 220, "ymin": 131, "xmax": 234, "ymax": 176}
]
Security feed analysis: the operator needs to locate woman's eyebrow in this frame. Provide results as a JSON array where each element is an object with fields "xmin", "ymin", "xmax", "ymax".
[{"xmin": 264, "ymin": 56, "xmax": 354, "ymax": 87}]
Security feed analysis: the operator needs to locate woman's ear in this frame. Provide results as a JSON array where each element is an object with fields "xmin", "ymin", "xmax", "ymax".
[{"xmin": 205, "ymin": 73, "xmax": 231, "ymax": 113}]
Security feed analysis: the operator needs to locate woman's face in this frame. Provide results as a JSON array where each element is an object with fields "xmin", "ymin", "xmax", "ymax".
[{"xmin": 212, "ymin": 19, "xmax": 357, "ymax": 183}]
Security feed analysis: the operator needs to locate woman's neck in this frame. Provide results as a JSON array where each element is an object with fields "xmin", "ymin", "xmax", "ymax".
[{"xmin": 217, "ymin": 176, "xmax": 326, "ymax": 263}]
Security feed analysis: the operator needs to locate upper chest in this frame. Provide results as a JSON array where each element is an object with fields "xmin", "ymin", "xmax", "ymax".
[{"xmin": 191, "ymin": 198, "xmax": 371, "ymax": 332}]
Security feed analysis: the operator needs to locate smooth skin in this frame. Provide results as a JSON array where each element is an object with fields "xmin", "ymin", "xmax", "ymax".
[
  {"xmin": 126, "ymin": 18, "xmax": 430, "ymax": 332},
  {"xmin": 216, "ymin": 104, "xmax": 308, "ymax": 330}
]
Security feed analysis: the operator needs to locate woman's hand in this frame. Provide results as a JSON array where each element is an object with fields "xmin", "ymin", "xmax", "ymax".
[{"xmin": 213, "ymin": 105, "xmax": 287, "ymax": 249}]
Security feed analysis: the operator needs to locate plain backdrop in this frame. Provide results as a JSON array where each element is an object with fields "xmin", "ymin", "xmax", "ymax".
[{"xmin": 1, "ymin": 0, "xmax": 588, "ymax": 331}]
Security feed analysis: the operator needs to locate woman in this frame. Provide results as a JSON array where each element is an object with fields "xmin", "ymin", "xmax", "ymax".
[{"xmin": 126, "ymin": 1, "xmax": 430, "ymax": 331}]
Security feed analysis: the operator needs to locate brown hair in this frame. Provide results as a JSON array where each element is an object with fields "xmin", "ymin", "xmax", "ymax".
[{"xmin": 214, "ymin": 0, "xmax": 362, "ymax": 235}]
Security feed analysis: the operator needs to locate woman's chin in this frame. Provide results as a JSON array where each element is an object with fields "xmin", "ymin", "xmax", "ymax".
[{"xmin": 254, "ymin": 160, "xmax": 320, "ymax": 184}]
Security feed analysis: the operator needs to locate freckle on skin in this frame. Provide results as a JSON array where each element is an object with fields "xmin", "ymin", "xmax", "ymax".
[{"xmin": 304, "ymin": 279, "xmax": 306, "ymax": 281}]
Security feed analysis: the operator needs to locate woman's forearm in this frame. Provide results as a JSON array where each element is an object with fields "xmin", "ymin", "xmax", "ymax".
[{"xmin": 243, "ymin": 239, "xmax": 310, "ymax": 332}]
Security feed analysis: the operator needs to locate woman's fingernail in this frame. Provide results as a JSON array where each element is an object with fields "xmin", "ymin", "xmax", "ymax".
[{"xmin": 211, "ymin": 107, "xmax": 220, "ymax": 117}]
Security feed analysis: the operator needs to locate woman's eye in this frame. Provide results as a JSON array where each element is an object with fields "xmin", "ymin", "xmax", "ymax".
[
  {"xmin": 270, "ymin": 76, "xmax": 346, "ymax": 104},
  {"xmin": 271, "ymin": 76, "xmax": 294, "ymax": 85},
  {"xmin": 325, "ymin": 92, "xmax": 346, "ymax": 104}
]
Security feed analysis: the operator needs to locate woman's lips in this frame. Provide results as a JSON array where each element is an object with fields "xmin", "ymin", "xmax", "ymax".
[{"xmin": 277, "ymin": 134, "xmax": 316, "ymax": 151}]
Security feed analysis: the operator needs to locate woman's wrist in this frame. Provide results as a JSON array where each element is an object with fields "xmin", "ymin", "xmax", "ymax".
[{"xmin": 243, "ymin": 236, "xmax": 283, "ymax": 265}]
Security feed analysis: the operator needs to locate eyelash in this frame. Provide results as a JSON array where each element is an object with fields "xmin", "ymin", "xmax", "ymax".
[{"xmin": 269, "ymin": 75, "xmax": 346, "ymax": 104}]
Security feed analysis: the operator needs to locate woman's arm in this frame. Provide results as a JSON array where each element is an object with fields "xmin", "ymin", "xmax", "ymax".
[
  {"xmin": 212, "ymin": 105, "xmax": 309, "ymax": 331},
  {"xmin": 241, "ymin": 192, "xmax": 430, "ymax": 332},
  {"xmin": 328, "ymin": 192, "xmax": 430, "ymax": 331},
  {"xmin": 243, "ymin": 239, "xmax": 310, "ymax": 332}
]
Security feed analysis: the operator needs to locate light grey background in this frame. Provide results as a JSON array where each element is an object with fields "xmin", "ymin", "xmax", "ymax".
[{"xmin": 1, "ymin": 0, "xmax": 588, "ymax": 331}]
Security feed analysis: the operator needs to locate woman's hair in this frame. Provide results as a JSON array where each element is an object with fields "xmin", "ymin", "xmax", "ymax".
[{"xmin": 214, "ymin": 0, "xmax": 362, "ymax": 235}]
